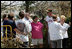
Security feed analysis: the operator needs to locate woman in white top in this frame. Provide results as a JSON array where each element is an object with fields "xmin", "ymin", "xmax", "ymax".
[
  {"xmin": 60, "ymin": 15, "xmax": 71, "ymax": 48},
  {"xmin": 60, "ymin": 15, "xmax": 70, "ymax": 39}
]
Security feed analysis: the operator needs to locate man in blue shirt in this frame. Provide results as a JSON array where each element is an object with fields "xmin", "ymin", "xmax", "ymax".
[
  {"xmin": 3, "ymin": 13, "xmax": 22, "ymax": 38},
  {"xmin": 3, "ymin": 13, "xmax": 17, "ymax": 38}
]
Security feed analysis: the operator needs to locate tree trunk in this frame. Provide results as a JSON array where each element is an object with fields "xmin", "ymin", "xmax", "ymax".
[{"xmin": 25, "ymin": 1, "xmax": 29, "ymax": 12}]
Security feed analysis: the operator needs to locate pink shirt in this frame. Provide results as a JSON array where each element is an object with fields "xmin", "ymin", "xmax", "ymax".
[{"xmin": 31, "ymin": 21, "xmax": 43, "ymax": 39}]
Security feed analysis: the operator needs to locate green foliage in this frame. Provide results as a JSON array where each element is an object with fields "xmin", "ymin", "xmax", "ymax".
[{"xmin": 65, "ymin": 16, "xmax": 71, "ymax": 23}]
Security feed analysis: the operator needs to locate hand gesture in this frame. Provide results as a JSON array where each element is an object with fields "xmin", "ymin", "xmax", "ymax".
[{"xmin": 69, "ymin": 22, "xmax": 71, "ymax": 26}]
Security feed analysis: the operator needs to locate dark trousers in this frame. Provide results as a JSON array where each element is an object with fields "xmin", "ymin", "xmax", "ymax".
[
  {"xmin": 62, "ymin": 38, "xmax": 68, "ymax": 48},
  {"xmin": 50, "ymin": 40, "xmax": 62, "ymax": 48}
]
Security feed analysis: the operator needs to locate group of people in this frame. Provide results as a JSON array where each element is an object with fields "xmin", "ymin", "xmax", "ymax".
[{"xmin": 2, "ymin": 9, "xmax": 71, "ymax": 48}]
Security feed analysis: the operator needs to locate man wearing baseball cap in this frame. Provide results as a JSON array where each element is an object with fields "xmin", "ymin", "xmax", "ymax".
[{"xmin": 44, "ymin": 9, "xmax": 53, "ymax": 48}]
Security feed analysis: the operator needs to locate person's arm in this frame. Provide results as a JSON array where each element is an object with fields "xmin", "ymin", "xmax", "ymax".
[
  {"xmin": 57, "ymin": 16, "xmax": 60, "ymax": 22},
  {"xmin": 57, "ymin": 23, "xmax": 70, "ymax": 31},
  {"xmin": 14, "ymin": 28, "xmax": 21, "ymax": 34},
  {"xmin": 14, "ymin": 28, "xmax": 27, "ymax": 35},
  {"xmin": 69, "ymin": 22, "xmax": 71, "ymax": 26}
]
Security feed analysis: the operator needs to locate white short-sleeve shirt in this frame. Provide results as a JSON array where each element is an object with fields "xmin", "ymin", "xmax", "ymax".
[{"xmin": 44, "ymin": 16, "xmax": 53, "ymax": 26}]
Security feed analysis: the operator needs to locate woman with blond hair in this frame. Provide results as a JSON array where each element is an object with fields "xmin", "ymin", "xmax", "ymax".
[{"xmin": 60, "ymin": 15, "xmax": 71, "ymax": 48}]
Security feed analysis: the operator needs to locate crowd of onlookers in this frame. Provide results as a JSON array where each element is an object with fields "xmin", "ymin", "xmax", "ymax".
[{"xmin": 1, "ymin": 9, "xmax": 71, "ymax": 48}]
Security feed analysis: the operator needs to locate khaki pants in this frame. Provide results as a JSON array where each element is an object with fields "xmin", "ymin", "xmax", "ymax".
[{"xmin": 32, "ymin": 39, "xmax": 43, "ymax": 45}]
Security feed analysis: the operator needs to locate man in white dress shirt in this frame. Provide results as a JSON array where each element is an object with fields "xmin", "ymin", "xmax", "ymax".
[{"xmin": 49, "ymin": 15, "xmax": 70, "ymax": 48}]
